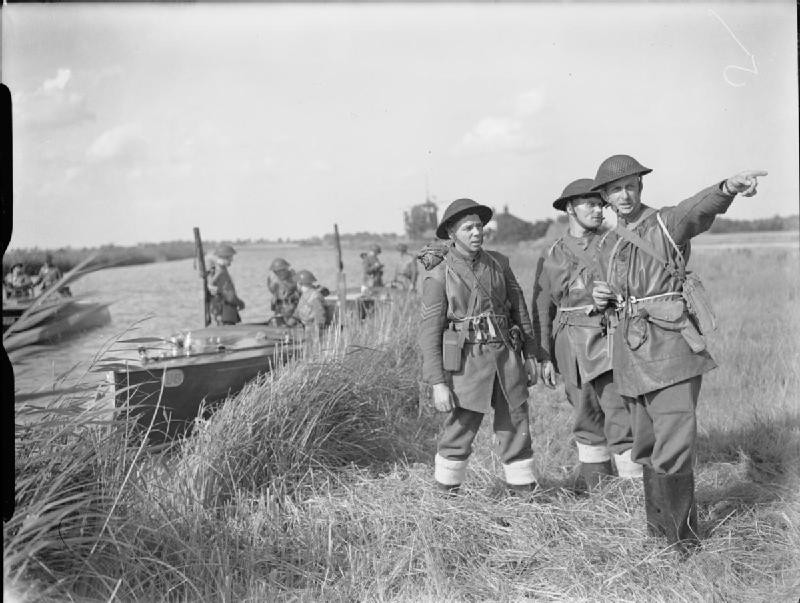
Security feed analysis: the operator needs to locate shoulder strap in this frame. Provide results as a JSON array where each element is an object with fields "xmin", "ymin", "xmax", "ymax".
[
  {"xmin": 655, "ymin": 211, "xmax": 686, "ymax": 269},
  {"xmin": 558, "ymin": 236, "xmax": 599, "ymax": 278},
  {"xmin": 612, "ymin": 210, "xmax": 683, "ymax": 279}
]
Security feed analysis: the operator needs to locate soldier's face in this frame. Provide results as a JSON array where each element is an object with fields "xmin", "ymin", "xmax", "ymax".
[
  {"xmin": 450, "ymin": 213, "xmax": 484, "ymax": 252},
  {"xmin": 567, "ymin": 197, "xmax": 605, "ymax": 230},
  {"xmin": 601, "ymin": 175, "xmax": 642, "ymax": 217}
]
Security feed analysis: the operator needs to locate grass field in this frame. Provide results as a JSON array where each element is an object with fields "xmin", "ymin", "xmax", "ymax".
[{"xmin": 5, "ymin": 241, "xmax": 800, "ymax": 602}]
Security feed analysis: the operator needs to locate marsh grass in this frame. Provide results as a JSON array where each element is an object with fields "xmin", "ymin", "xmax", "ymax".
[{"xmin": 5, "ymin": 247, "xmax": 800, "ymax": 602}]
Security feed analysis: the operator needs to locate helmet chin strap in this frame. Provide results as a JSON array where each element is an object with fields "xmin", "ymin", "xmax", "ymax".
[{"xmin": 452, "ymin": 236, "xmax": 479, "ymax": 257}]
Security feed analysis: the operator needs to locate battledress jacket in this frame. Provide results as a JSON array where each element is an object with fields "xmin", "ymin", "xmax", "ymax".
[
  {"xmin": 296, "ymin": 287, "xmax": 327, "ymax": 330},
  {"xmin": 209, "ymin": 265, "xmax": 244, "ymax": 324},
  {"xmin": 597, "ymin": 183, "xmax": 734, "ymax": 397},
  {"xmin": 531, "ymin": 232, "xmax": 610, "ymax": 388},
  {"xmin": 419, "ymin": 247, "xmax": 537, "ymax": 413}
]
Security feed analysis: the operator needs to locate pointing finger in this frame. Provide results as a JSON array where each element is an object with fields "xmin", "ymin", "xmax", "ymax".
[{"xmin": 741, "ymin": 170, "xmax": 768, "ymax": 178}]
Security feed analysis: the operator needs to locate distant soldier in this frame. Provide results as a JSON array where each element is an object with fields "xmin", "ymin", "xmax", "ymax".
[
  {"xmin": 295, "ymin": 270, "xmax": 328, "ymax": 336},
  {"xmin": 267, "ymin": 257, "xmax": 300, "ymax": 324},
  {"xmin": 35, "ymin": 254, "xmax": 70, "ymax": 296},
  {"xmin": 531, "ymin": 179, "xmax": 639, "ymax": 490},
  {"xmin": 419, "ymin": 198, "xmax": 539, "ymax": 494},
  {"xmin": 208, "ymin": 244, "xmax": 245, "ymax": 325},
  {"xmin": 590, "ymin": 154, "xmax": 767, "ymax": 552},
  {"xmin": 3, "ymin": 263, "xmax": 34, "ymax": 299},
  {"xmin": 360, "ymin": 243, "xmax": 384, "ymax": 294},
  {"xmin": 392, "ymin": 242, "xmax": 419, "ymax": 292}
]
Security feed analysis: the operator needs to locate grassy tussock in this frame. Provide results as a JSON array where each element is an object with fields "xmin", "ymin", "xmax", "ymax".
[{"xmin": 6, "ymin": 247, "xmax": 800, "ymax": 601}]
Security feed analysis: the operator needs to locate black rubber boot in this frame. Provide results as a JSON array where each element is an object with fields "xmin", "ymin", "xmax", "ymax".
[
  {"xmin": 435, "ymin": 481, "xmax": 461, "ymax": 496},
  {"xmin": 643, "ymin": 465, "xmax": 665, "ymax": 537},
  {"xmin": 579, "ymin": 460, "xmax": 614, "ymax": 491},
  {"xmin": 645, "ymin": 467, "xmax": 700, "ymax": 554},
  {"xmin": 506, "ymin": 482, "xmax": 538, "ymax": 497}
]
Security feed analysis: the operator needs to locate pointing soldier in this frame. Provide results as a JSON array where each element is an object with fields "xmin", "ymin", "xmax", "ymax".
[
  {"xmin": 590, "ymin": 154, "xmax": 767, "ymax": 552},
  {"xmin": 531, "ymin": 179, "xmax": 639, "ymax": 490},
  {"xmin": 208, "ymin": 244, "xmax": 245, "ymax": 325},
  {"xmin": 418, "ymin": 198, "xmax": 539, "ymax": 494}
]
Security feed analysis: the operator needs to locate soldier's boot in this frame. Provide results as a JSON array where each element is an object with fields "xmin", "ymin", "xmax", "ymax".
[
  {"xmin": 613, "ymin": 449, "xmax": 643, "ymax": 479},
  {"xmin": 644, "ymin": 467, "xmax": 701, "ymax": 554},
  {"xmin": 580, "ymin": 460, "xmax": 614, "ymax": 490},
  {"xmin": 576, "ymin": 442, "xmax": 613, "ymax": 491},
  {"xmin": 434, "ymin": 454, "xmax": 468, "ymax": 496},
  {"xmin": 656, "ymin": 471, "xmax": 701, "ymax": 555},
  {"xmin": 643, "ymin": 465, "xmax": 666, "ymax": 537},
  {"xmin": 502, "ymin": 457, "xmax": 537, "ymax": 496}
]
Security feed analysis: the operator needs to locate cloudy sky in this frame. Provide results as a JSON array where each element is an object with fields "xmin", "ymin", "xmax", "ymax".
[{"xmin": 2, "ymin": 2, "xmax": 797, "ymax": 248}]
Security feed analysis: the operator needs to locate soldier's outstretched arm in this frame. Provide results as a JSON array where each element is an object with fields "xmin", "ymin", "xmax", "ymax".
[{"xmin": 663, "ymin": 170, "xmax": 768, "ymax": 244}]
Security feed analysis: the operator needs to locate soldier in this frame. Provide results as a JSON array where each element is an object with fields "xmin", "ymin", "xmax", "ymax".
[
  {"xmin": 295, "ymin": 270, "xmax": 328, "ymax": 336},
  {"xmin": 208, "ymin": 244, "xmax": 245, "ymax": 325},
  {"xmin": 532, "ymin": 179, "xmax": 640, "ymax": 490},
  {"xmin": 35, "ymin": 254, "xmax": 70, "ymax": 297},
  {"xmin": 3, "ymin": 263, "xmax": 34, "ymax": 299},
  {"xmin": 419, "ymin": 198, "xmax": 539, "ymax": 494},
  {"xmin": 361, "ymin": 243, "xmax": 384, "ymax": 294},
  {"xmin": 392, "ymin": 242, "xmax": 419, "ymax": 292},
  {"xmin": 590, "ymin": 154, "xmax": 767, "ymax": 552},
  {"xmin": 267, "ymin": 257, "xmax": 300, "ymax": 324}
]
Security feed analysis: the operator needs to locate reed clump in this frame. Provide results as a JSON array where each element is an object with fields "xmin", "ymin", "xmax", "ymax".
[{"xmin": 5, "ymin": 247, "xmax": 800, "ymax": 602}]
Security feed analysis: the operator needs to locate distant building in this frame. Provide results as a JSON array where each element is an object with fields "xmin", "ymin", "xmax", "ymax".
[
  {"xmin": 404, "ymin": 198, "xmax": 439, "ymax": 240},
  {"xmin": 490, "ymin": 205, "xmax": 552, "ymax": 243}
]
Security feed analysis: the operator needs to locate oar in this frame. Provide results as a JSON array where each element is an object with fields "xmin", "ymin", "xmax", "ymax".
[{"xmin": 4, "ymin": 254, "xmax": 101, "ymax": 339}]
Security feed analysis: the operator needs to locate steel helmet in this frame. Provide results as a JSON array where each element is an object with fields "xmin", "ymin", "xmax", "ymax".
[
  {"xmin": 553, "ymin": 178, "xmax": 604, "ymax": 211},
  {"xmin": 436, "ymin": 198, "xmax": 493, "ymax": 240},
  {"xmin": 270, "ymin": 257, "xmax": 290, "ymax": 271},
  {"xmin": 296, "ymin": 270, "xmax": 318, "ymax": 286},
  {"xmin": 369, "ymin": 243, "xmax": 382, "ymax": 254},
  {"xmin": 214, "ymin": 244, "xmax": 237, "ymax": 259},
  {"xmin": 591, "ymin": 155, "xmax": 652, "ymax": 191},
  {"xmin": 396, "ymin": 242, "xmax": 408, "ymax": 253}
]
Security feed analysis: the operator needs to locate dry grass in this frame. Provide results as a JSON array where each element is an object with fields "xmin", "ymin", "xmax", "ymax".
[{"xmin": 5, "ymin": 246, "xmax": 800, "ymax": 602}]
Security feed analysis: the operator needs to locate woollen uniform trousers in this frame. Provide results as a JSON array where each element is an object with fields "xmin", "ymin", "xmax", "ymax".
[
  {"xmin": 564, "ymin": 370, "xmax": 633, "ymax": 454},
  {"xmin": 437, "ymin": 377, "xmax": 533, "ymax": 468},
  {"xmin": 626, "ymin": 375, "xmax": 702, "ymax": 475}
]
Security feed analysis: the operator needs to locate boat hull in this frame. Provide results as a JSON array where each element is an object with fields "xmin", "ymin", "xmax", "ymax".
[
  {"xmin": 110, "ymin": 326, "xmax": 301, "ymax": 444},
  {"xmin": 4, "ymin": 301, "xmax": 111, "ymax": 351}
]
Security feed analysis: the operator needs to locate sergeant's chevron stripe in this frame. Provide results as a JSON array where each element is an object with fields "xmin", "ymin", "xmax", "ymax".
[{"xmin": 420, "ymin": 301, "xmax": 443, "ymax": 320}]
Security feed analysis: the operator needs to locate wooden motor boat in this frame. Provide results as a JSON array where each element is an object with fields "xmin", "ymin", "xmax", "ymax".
[
  {"xmin": 3, "ymin": 296, "xmax": 111, "ymax": 352},
  {"xmin": 101, "ymin": 324, "xmax": 304, "ymax": 444}
]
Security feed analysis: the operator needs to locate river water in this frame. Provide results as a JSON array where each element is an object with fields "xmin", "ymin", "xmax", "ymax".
[
  {"xmin": 9, "ymin": 243, "xmax": 387, "ymax": 397},
  {"xmin": 9, "ymin": 231, "xmax": 798, "ymax": 398}
]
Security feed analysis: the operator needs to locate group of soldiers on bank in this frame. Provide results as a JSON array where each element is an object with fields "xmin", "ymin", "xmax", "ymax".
[
  {"xmin": 205, "ymin": 241, "xmax": 419, "ymax": 332},
  {"xmin": 2, "ymin": 254, "xmax": 71, "ymax": 301},
  {"xmin": 419, "ymin": 153, "xmax": 767, "ymax": 555}
]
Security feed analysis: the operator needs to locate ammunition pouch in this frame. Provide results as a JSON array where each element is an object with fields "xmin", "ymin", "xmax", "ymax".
[
  {"xmin": 620, "ymin": 298, "xmax": 707, "ymax": 353},
  {"xmin": 682, "ymin": 272, "xmax": 717, "ymax": 335}
]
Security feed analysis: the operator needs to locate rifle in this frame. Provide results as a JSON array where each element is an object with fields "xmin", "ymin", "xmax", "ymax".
[
  {"xmin": 333, "ymin": 224, "xmax": 347, "ymax": 325},
  {"xmin": 193, "ymin": 227, "xmax": 211, "ymax": 327}
]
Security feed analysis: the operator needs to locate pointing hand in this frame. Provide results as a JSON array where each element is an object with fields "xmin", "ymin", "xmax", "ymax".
[{"xmin": 724, "ymin": 170, "xmax": 768, "ymax": 197}]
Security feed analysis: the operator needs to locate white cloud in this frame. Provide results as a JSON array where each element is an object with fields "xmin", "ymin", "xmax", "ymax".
[
  {"xmin": 514, "ymin": 89, "xmax": 546, "ymax": 117},
  {"xmin": 455, "ymin": 88, "xmax": 547, "ymax": 156},
  {"xmin": 310, "ymin": 159, "xmax": 332, "ymax": 173},
  {"xmin": 87, "ymin": 124, "xmax": 148, "ymax": 163},
  {"xmin": 17, "ymin": 68, "xmax": 94, "ymax": 129},
  {"xmin": 41, "ymin": 68, "xmax": 71, "ymax": 93}
]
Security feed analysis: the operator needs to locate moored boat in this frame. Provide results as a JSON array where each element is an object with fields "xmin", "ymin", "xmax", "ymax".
[
  {"xmin": 3, "ymin": 296, "xmax": 111, "ymax": 352},
  {"xmin": 102, "ymin": 324, "xmax": 304, "ymax": 444}
]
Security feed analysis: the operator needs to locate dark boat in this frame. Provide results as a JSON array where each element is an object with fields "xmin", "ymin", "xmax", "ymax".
[
  {"xmin": 3, "ymin": 296, "xmax": 111, "ymax": 352},
  {"xmin": 103, "ymin": 324, "xmax": 304, "ymax": 444}
]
